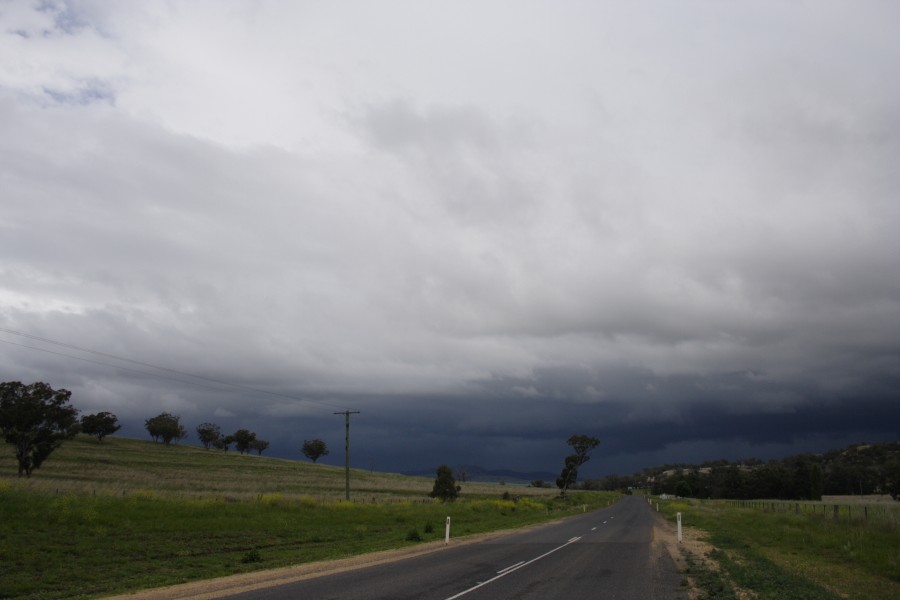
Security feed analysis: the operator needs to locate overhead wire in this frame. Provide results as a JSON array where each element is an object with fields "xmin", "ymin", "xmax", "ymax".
[{"xmin": 0, "ymin": 327, "xmax": 347, "ymax": 411}]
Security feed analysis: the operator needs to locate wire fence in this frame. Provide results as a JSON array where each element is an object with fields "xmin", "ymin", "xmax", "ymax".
[{"xmin": 715, "ymin": 498, "xmax": 900, "ymax": 527}]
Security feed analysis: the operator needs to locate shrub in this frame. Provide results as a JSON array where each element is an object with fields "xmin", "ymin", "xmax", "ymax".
[{"xmin": 241, "ymin": 549, "xmax": 262, "ymax": 563}]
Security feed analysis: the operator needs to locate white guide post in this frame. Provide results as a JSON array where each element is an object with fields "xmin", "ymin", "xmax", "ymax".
[
  {"xmin": 677, "ymin": 512, "xmax": 683, "ymax": 543},
  {"xmin": 445, "ymin": 516, "xmax": 451, "ymax": 544}
]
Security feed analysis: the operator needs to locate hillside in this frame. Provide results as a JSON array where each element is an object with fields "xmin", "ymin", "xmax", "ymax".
[
  {"xmin": 591, "ymin": 441, "xmax": 900, "ymax": 500},
  {"xmin": 0, "ymin": 435, "xmax": 558, "ymax": 501}
]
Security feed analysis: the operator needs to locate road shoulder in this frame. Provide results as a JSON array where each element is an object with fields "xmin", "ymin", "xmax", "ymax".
[{"xmin": 102, "ymin": 518, "xmax": 572, "ymax": 600}]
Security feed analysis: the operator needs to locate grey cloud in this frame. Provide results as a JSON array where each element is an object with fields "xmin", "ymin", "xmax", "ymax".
[{"xmin": 2, "ymin": 1, "xmax": 899, "ymax": 478}]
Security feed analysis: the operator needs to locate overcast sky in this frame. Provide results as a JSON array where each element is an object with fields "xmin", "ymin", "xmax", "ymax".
[{"xmin": 2, "ymin": 1, "xmax": 898, "ymax": 480}]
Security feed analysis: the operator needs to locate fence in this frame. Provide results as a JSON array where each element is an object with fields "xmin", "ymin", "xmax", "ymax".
[{"xmin": 717, "ymin": 498, "xmax": 900, "ymax": 527}]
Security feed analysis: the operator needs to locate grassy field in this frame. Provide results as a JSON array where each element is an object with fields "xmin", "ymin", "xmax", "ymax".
[
  {"xmin": 0, "ymin": 436, "xmax": 617, "ymax": 599},
  {"xmin": 654, "ymin": 496, "xmax": 900, "ymax": 599}
]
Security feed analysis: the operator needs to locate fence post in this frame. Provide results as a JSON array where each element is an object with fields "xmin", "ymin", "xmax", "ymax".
[
  {"xmin": 445, "ymin": 516, "xmax": 451, "ymax": 544},
  {"xmin": 833, "ymin": 505, "xmax": 839, "ymax": 520}
]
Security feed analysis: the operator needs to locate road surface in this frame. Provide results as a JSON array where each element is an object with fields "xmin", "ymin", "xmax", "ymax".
[{"xmin": 224, "ymin": 495, "xmax": 682, "ymax": 600}]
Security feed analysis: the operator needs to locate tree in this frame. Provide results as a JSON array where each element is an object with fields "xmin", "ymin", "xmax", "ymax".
[
  {"xmin": 213, "ymin": 434, "xmax": 235, "ymax": 452},
  {"xmin": 885, "ymin": 459, "xmax": 900, "ymax": 501},
  {"xmin": 0, "ymin": 381, "xmax": 79, "ymax": 477},
  {"xmin": 250, "ymin": 438, "xmax": 270, "ymax": 455},
  {"xmin": 430, "ymin": 464, "xmax": 460, "ymax": 501},
  {"xmin": 80, "ymin": 412, "xmax": 121, "ymax": 442},
  {"xmin": 196, "ymin": 422, "xmax": 222, "ymax": 450},
  {"xmin": 302, "ymin": 439, "xmax": 329, "ymax": 463},
  {"xmin": 556, "ymin": 434, "xmax": 600, "ymax": 497},
  {"xmin": 232, "ymin": 429, "xmax": 256, "ymax": 454},
  {"xmin": 144, "ymin": 412, "xmax": 186, "ymax": 446},
  {"xmin": 556, "ymin": 455, "xmax": 580, "ymax": 495},
  {"xmin": 810, "ymin": 463, "xmax": 824, "ymax": 501}
]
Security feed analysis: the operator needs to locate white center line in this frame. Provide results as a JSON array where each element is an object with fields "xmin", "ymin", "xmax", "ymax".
[
  {"xmin": 444, "ymin": 537, "xmax": 582, "ymax": 600},
  {"xmin": 496, "ymin": 561, "xmax": 525, "ymax": 574}
]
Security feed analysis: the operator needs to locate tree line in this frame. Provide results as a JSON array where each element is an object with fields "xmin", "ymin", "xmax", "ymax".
[
  {"xmin": 144, "ymin": 413, "xmax": 331, "ymax": 462},
  {"xmin": 583, "ymin": 441, "xmax": 900, "ymax": 501},
  {"xmin": 143, "ymin": 413, "xmax": 271, "ymax": 455},
  {"xmin": 1, "ymin": 380, "xmax": 335, "ymax": 477}
]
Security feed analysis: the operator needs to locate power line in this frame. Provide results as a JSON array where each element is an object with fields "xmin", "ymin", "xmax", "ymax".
[{"xmin": 0, "ymin": 327, "xmax": 347, "ymax": 411}]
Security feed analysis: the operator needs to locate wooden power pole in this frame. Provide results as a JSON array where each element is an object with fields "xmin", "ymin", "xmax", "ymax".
[{"xmin": 334, "ymin": 410, "xmax": 360, "ymax": 500}]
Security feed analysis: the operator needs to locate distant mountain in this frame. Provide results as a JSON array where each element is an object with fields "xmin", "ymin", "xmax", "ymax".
[{"xmin": 403, "ymin": 464, "xmax": 557, "ymax": 485}]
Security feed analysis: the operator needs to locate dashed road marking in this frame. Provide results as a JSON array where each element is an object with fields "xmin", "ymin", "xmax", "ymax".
[{"xmin": 444, "ymin": 537, "xmax": 582, "ymax": 600}]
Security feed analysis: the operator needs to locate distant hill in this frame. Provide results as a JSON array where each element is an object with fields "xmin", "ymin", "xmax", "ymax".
[
  {"xmin": 404, "ymin": 464, "xmax": 557, "ymax": 485},
  {"xmin": 590, "ymin": 441, "xmax": 900, "ymax": 501}
]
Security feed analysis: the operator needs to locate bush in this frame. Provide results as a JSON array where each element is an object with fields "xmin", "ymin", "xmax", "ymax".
[{"xmin": 241, "ymin": 549, "xmax": 262, "ymax": 563}]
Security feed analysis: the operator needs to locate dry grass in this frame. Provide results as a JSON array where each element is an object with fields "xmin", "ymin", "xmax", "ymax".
[{"xmin": 0, "ymin": 435, "xmax": 560, "ymax": 502}]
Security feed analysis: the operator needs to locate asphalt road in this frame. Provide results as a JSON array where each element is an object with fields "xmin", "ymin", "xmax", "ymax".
[{"xmin": 224, "ymin": 495, "xmax": 682, "ymax": 600}]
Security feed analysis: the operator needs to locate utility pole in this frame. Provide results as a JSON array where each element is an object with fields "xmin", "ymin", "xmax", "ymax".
[{"xmin": 334, "ymin": 410, "xmax": 360, "ymax": 500}]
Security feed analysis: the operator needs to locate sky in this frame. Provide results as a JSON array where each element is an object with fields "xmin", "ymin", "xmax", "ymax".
[{"xmin": 1, "ymin": 0, "xmax": 899, "ymax": 480}]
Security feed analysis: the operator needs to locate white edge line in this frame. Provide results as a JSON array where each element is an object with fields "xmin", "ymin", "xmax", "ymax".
[{"xmin": 444, "ymin": 537, "xmax": 582, "ymax": 600}]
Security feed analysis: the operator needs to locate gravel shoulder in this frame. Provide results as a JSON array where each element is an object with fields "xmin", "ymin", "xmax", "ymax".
[{"xmin": 652, "ymin": 511, "xmax": 717, "ymax": 600}]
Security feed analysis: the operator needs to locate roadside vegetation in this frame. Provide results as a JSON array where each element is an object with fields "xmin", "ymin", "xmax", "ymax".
[
  {"xmin": 653, "ymin": 495, "xmax": 900, "ymax": 599},
  {"xmin": 0, "ymin": 436, "xmax": 618, "ymax": 599}
]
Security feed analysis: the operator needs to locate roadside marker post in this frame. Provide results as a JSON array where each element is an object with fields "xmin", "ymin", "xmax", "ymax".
[
  {"xmin": 445, "ymin": 516, "xmax": 451, "ymax": 544},
  {"xmin": 677, "ymin": 512, "xmax": 682, "ymax": 543}
]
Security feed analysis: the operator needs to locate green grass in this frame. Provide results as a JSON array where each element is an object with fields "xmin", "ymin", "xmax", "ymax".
[
  {"xmin": 681, "ymin": 552, "xmax": 738, "ymax": 600},
  {"xmin": 655, "ymin": 497, "xmax": 900, "ymax": 599},
  {"xmin": 0, "ymin": 436, "xmax": 618, "ymax": 599}
]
